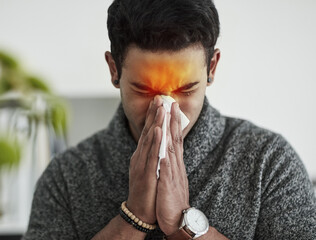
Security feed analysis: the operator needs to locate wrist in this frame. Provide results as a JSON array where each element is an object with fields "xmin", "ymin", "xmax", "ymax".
[
  {"xmin": 115, "ymin": 215, "xmax": 147, "ymax": 239},
  {"xmin": 160, "ymin": 204, "xmax": 191, "ymax": 236},
  {"xmin": 165, "ymin": 207, "xmax": 209, "ymax": 240},
  {"xmin": 159, "ymin": 211, "xmax": 184, "ymax": 236},
  {"xmin": 120, "ymin": 201, "xmax": 157, "ymax": 233},
  {"xmin": 126, "ymin": 199, "xmax": 156, "ymax": 224},
  {"xmin": 195, "ymin": 227, "xmax": 229, "ymax": 240},
  {"xmin": 91, "ymin": 215, "xmax": 146, "ymax": 240},
  {"xmin": 162, "ymin": 225, "xmax": 180, "ymax": 237}
]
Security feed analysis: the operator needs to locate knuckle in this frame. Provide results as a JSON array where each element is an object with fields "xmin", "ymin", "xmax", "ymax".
[
  {"xmin": 153, "ymin": 116, "xmax": 159, "ymax": 124},
  {"xmin": 148, "ymin": 149, "xmax": 156, "ymax": 160},
  {"xmin": 149, "ymin": 104, "xmax": 156, "ymax": 115},
  {"xmin": 129, "ymin": 152, "xmax": 137, "ymax": 165},
  {"xmin": 173, "ymin": 134, "xmax": 183, "ymax": 144},
  {"xmin": 152, "ymin": 134, "xmax": 157, "ymax": 145},
  {"xmin": 166, "ymin": 160, "xmax": 170, "ymax": 167},
  {"xmin": 142, "ymin": 135, "xmax": 150, "ymax": 146},
  {"xmin": 141, "ymin": 127, "xmax": 149, "ymax": 138},
  {"xmin": 131, "ymin": 151, "xmax": 138, "ymax": 159},
  {"xmin": 162, "ymin": 158, "xmax": 171, "ymax": 167},
  {"xmin": 168, "ymin": 144, "xmax": 175, "ymax": 154}
]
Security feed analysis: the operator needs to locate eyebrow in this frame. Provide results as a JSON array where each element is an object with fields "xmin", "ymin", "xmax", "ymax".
[
  {"xmin": 131, "ymin": 81, "xmax": 199, "ymax": 91},
  {"xmin": 131, "ymin": 82, "xmax": 153, "ymax": 91},
  {"xmin": 176, "ymin": 81, "xmax": 199, "ymax": 91}
]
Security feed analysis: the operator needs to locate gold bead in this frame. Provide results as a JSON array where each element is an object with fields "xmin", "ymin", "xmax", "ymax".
[
  {"xmin": 142, "ymin": 223, "xmax": 147, "ymax": 228},
  {"xmin": 128, "ymin": 212, "xmax": 133, "ymax": 217},
  {"xmin": 131, "ymin": 215, "xmax": 136, "ymax": 220},
  {"xmin": 138, "ymin": 220, "xmax": 143, "ymax": 226},
  {"xmin": 134, "ymin": 218, "xmax": 139, "ymax": 223}
]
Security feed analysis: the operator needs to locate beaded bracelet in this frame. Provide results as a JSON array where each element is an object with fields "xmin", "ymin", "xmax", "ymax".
[{"xmin": 119, "ymin": 201, "xmax": 157, "ymax": 233}]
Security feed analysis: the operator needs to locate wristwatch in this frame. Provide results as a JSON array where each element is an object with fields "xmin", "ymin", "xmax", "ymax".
[{"xmin": 166, "ymin": 207, "xmax": 209, "ymax": 240}]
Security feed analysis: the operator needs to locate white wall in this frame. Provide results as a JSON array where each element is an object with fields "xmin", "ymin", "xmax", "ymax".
[
  {"xmin": 211, "ymin": 0, "xmax": 316, "ymax": 179},
  {"xmin": 0, "ymin": 0, "xmax": 315, "ymax": 178}
]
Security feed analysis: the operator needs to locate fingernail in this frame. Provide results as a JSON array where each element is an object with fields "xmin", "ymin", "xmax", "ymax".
[{"xmin": 153, "ymin": 96, "xmax": 157, "ymax": 105}]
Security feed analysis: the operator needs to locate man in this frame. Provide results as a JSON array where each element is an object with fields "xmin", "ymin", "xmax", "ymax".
[{"xmin": 24, "ymin": 0, "xmax": 316, "ymax": 239}]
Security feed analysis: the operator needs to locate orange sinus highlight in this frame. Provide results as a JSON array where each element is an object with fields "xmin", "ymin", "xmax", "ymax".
[{"xmin": 135, "ymin": 58, "xmax": 197, "ymax": 93}]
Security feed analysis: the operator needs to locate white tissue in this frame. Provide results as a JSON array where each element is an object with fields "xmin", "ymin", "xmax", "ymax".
[{"xmin": 156, "ymin": 95, "xmax": 190, "ymax": 179}]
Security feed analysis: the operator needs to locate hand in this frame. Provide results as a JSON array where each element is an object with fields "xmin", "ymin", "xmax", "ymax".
[
  {"xmin": 156, "ymin": 102, "xmax": 190, "ymax": 235},
  {"xmin": 127, "ymin": 96, "xmax": 165, "ymax": 224}
]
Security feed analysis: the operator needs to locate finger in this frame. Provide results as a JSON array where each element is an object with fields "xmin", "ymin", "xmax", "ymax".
[
  {"xmin": 159, "ymin": 154, "xmax": 172, "ymax": 183},
  {"xmin": 170, "ymin": 103, "xmax": 183, "ymax": 166},
  {"xmin": 145, "ymin": 126, "xmax": 162, "ymax": 179},
  {"xmin": 170, "ymin": 103, "xmax": 187, "ymax": 184},
  {"xmin": 139, "ymin": 95, "xmax": 163, "ymax": 142},
  {"xmin": 166, "ymin": 113, "xmax": 178, "ymax": 179},
  {"xmin": 135, "ymin": 96, "xmax": 161, "ymax": 166},
  {"xmin": 137, "ymin": 106, "xmax": 165, "ymax": 170},
  {"xmin": 129, "ymin": 150, "xmax": 140, "ymax": 171},
  {"xmin": 138, "ymin": 99, "xmax": 154, "ymax": 144}
]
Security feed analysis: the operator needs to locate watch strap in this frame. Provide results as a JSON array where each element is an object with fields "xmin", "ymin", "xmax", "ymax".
[{"xmin": 166, "ymin": 227, "xmax": 194, "ymax": 240}]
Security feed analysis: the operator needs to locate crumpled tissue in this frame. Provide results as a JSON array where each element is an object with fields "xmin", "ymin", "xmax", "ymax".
[{"xmin": 156, "ymin": 95, "xmax": 190, "ymax": 179}]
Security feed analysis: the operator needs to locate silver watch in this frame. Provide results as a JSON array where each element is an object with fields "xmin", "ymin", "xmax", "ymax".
[{"xmin": 180, "ymin": 207, "xmax": 209, "ymax": 239}]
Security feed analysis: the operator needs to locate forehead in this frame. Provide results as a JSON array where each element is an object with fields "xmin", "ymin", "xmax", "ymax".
[{"xmin": 123, "ymin": 45, "xmax": 206, "ymax": 91}]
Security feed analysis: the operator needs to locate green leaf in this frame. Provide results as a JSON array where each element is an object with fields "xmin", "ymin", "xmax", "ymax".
[
  {"xmin": 0, "ymin": 51, "xmax": 19, "ymax": 69},
  {"xmin": 48, "ymin": 97, "xmax": 69, "ymax": 136},
  {"xmin": 25, "ymin": 75, "xmax": 51, "ymax": 93},
  {"xmin": 0, "ymin": 138, "xmax": 21, "ymax": 170}
]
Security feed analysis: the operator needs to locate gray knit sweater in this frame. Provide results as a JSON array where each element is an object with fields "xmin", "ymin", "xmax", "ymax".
[{"xmin": 24, "ymin": 97, "xmax": 316, "ymax": 239}]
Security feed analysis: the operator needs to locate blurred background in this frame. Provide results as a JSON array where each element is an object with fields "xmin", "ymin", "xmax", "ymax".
[{"xmin": 0, "ymin": 0, "xmax": 315, "ymax": 238}]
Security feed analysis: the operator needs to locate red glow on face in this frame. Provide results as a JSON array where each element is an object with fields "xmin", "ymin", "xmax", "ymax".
[{"xmin": 135, "ymin": 58, "xmax": 196, "ymax": 93}]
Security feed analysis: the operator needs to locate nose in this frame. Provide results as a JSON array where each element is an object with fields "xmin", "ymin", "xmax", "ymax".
[
  {"xmin": 155, "ymin": 92, "xmax": 179, "ymax": 102},
  {"xmin": 159, "ymin": 91, "xmax": 171, "ymax": 96}
]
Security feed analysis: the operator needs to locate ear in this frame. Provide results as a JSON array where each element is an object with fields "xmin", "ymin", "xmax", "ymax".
[
  {"xmin": 207, "ymin": 48, "xmax": 221, "ymax": 86},
  {"xmin": 105, "ymin": 51, "xmax": 120, "ymax": 88}
]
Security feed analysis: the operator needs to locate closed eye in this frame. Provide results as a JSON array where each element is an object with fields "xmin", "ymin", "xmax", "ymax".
[
  {"xmin": 136, "ymin": 89, "xmax": 195, "ymax": 97},
  {"xmin": 131, "ymin": 81, "xmax": 199, "ymax": 97},
  {"xmin": 180, "ymin": 90, "xmax": 195, "ymax": 96}
]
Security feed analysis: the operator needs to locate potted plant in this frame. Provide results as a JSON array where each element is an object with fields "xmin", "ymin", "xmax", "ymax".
[{"xmin": 0, "ymin": 51, "xmax": 69, "ymax": 219}]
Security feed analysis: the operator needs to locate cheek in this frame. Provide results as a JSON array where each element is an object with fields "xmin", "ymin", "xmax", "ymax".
[
  {"xmin": 180, "ymin": 99, "xmax": 199, "ymax": 120},
  {"xmin": 122, "ymin": 91, "xmax": 151, "ymax": 127},
  {"xmin": 178, "ymin": 92, "xmax": 205, "ymax": 125}
]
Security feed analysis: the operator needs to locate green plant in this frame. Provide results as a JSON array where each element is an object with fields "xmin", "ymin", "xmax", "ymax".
[
  {"xmin": 0, "ymin": 51, "xmax": 51, "ymax": 94},
  {"xmin": 0, "ymin": 50, "xmax": 69, "ymax": 170},
  {"xmin": 0, "ymin": 137, "xmax": 21, "ymax": 170}
]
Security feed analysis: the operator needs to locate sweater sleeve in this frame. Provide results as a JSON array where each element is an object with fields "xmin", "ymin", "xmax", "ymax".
[
  {"xmin": 254, "ymin": 135, "xmax": 316, "ymax": 239},
  {"xmin": 23, "ymin": 152, "xmax": 79, "ymax": 240}
]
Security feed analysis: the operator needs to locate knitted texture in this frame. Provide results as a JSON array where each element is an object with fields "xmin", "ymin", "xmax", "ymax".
[{"xmin": 24, "ymin": 97, "xmax": 316, "ymax": 239}]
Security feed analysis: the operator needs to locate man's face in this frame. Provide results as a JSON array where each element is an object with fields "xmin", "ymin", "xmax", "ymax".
[{"xmin": 116, "ymin": 45, "xmax": 210, "ymax": 142}]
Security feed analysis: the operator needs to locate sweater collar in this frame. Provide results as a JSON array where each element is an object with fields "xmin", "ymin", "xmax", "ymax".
[{"xmin": 104, "ymin": 96, "xmax": 226, "ymax": 175}]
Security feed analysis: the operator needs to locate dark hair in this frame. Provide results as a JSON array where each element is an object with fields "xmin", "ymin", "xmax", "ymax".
[{"xmin": 107, "ymin": 0, "xmax": 220, "ymax": 79}]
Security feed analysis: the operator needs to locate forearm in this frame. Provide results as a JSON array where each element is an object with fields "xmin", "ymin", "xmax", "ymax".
[
  {"xmin": 92, "ymin": 215, "xmax": 146, "ymax": 240},
  {"xmin": 197, "ymin": 227, "xmax": 229, "ymax": 240}
]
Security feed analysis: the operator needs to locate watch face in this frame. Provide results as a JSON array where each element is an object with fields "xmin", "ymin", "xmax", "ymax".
[{"xmin": 184, "ymin": 208, "xmax": 209, "ymax": 234}]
